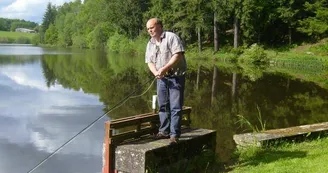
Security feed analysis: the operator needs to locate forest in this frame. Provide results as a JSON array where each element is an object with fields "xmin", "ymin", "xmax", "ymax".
[
  {"xmin": 37, "ymin": 0, "xmax": 328, "ymax": 52},
  {"xmin": 0, "ymin": 18, "xmax": 38, "ymax": 32}
]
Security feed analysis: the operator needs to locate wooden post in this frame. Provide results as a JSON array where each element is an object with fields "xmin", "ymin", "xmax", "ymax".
[{"xmin": 103, "ymin": 121, "xmax": 114, "ymax": 173}]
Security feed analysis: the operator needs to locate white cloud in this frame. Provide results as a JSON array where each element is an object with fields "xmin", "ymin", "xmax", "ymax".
[{"xmin": 0, "ymin": 0, "xmax": 79, "ymax": 24}]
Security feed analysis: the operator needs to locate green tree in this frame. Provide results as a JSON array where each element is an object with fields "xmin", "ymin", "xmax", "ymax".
[
  {"xmin": 277, "ymin": 0, "xmax": 305, "ymax": 45},
  {"xmin": 298, "ymin": 0, "xmax": 328, "ymax": 39},
  {"xmin": 42, "ymin": 3, "xmax": 57, "ymax": 43},
  {"xmin": 240, "ymin": 0, "xmax": 279, "ymax": 45},
  {"xmin": 211, "ymin": 0, "xmax": 230, "ymax": 51},
  {"xmin": 0, "ymin": 18, "xmax": 6, "ymax": 31},
  {"xmin": 227, "ymin": 0, "xmax": 243, "ymax": 48},
  {"xmin": 107, "ymin": 0, "xmax": 148, "ymax": 39},
  {"xmin": 145, "ymin": 0, "xmax": 174, "ymax": 30},
  {"xmin": 45, "ymin": 24, "xmax": 58, "ymax": 44},
  {"xmin": 42, "ymin": 3, "xmax": 57, "ymax": 32}
]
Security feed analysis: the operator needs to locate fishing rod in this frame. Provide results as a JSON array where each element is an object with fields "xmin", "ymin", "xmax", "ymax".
[{"xmin": 27, "ymin": 77, "xmax": 156, "ymax": 173}]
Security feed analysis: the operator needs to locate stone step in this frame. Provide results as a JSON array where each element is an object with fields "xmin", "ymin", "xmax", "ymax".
[{"xmin": 233, "ymin": 122, "xmax": 328, "ymax": 147}]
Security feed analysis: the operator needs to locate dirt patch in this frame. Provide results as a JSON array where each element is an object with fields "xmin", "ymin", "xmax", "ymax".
[{"xmin": 292, "ymin": 38, "xmax": 328, "ymax": 53}]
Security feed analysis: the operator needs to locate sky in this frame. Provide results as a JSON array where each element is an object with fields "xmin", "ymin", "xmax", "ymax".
[{"xmin": 0, "ymin": 0, "xmax": 78, "ymax": 24}]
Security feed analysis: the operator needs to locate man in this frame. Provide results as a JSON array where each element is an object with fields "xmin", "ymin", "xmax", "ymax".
[{"xmin": 145, "ymin": 18, "xmax": 187, "ymax": 144}]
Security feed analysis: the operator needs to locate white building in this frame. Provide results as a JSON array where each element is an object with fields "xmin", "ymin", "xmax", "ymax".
[{"xmin": 15, "ymin": 28, "xmax": 36, "ymax": 33}]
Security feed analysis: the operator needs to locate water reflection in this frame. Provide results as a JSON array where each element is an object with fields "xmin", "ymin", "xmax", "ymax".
[
  {"xmin": 0, "ymin": 52, "xmax": 104, "ymax": 173},
  {"xmin": 40, "ymin": 52, "xmax": 328, "ymax": 164},
  {"xmin": 0, "ymin": 44, "xmax": 82, "ymax": 55}
]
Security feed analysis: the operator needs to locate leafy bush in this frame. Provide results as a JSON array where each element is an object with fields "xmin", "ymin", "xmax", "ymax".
[
  {"xmin": 87, "ymin": 25, "xmax": 107, "ymax": 49},
  {"xmin": 231, "ymin": 46, "xmax": 246, "ymax": 55},
  {"xmin": 130, "ymin": 35, "xmax": 148, "ymax": 55},
  {"xmin": 31, "ymin": 34, "xmax": 41, "ymax": 45},
  {"xmin": 72, "ymin": 35, "xmax": 87, "ymax": 49},
  {"xmin": 107, "ymin": 32, "xmax": 133, "ymax": 54},
  {"xmin": 0, "ymin": 37, "xmax": 9, "ymax": 43},
  {"xmin": 239, "ymin": 44, "xmax": 269, "ymax": 64},
  {"xmin": 15, "ymin": 36, "xmax": 31, "ymax": 44}
]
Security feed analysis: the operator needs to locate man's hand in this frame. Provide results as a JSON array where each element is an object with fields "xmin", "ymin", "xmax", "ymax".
[{"xmin": 156, "ymin": 67, "xmax": 168, "ymax": 79}]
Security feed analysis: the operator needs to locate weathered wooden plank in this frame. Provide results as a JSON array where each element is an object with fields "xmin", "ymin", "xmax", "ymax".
[
  {"xmin": 110, "ymin": 115, "xmax": 158, "ymax": 129},
  {"xmin": 110, "ymin": 112, "xmax": 154, "ymax": 123},
  {"xmin": 111, "ymin": 127, "xmax": 157, "ymax": 145},
  {"xmin": 110, "ymin": 107, "xmax": 192, "ymax": 129}
]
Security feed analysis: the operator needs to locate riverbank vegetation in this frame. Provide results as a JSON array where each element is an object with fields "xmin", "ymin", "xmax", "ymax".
[
  {"xmin": 0, "ymin": 18, "xmax": 38, "ymax": 44},
  {"xmin": 37, "ymin": 0, "xmax": 327, "ymax": 57},
  {"xmin": 0, "ymin": 31, "xmax": 36, "ymax": 44},
  {"xmin": 0, "ymin": 18, "xmax": 38, "ymax": 32}
]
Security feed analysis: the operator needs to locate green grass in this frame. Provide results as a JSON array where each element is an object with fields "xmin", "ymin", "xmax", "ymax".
[
  {"xmin": 0, "ymin": 30, "xmax": 36, "ymax": 44},
  {"xmin": 228, "ymin": 137, "xmax": 328, "ymax": 173},
  {"xmin": 0, "ymin": 30, "xmax": 35, "ymax": 39}
]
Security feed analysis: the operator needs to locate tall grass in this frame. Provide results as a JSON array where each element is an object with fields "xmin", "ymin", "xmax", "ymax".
[
  {"xmin": 309, "ymin": 40, "xmax": 328, "ymax": 56},
  {"xmin": 0, "ymin": 31, "xmax": 35, "ymax": 44},
  {"xmin": 237, "ymin": 105, "xmax": 266, "ymax": 132}
]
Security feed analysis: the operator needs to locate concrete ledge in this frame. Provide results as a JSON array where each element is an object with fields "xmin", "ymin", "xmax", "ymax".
[
  {"xmin": 233, "ymin": 122, "xmax": 328, "ymax": 147},
  {"xmin": 115, "ymin": 128, "xmax": 216, "ymax": 173}
]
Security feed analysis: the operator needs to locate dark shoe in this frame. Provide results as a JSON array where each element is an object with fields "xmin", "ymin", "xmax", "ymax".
[
  {"xmin": 154, "ymin": 132, "xmax": 169, "ymax": 139},
  {"xmin": 169, "ymin": 137, "xmax": 179, "ymax": 145}
]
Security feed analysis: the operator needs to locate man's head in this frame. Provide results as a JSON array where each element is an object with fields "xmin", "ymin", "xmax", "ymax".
[{"xmin": 146, "ymin": 18, "xmax": 163, "ymax": 40}]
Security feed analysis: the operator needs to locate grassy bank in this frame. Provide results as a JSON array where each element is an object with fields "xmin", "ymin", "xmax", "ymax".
[
  {"xmin": 185, "ymin": 38, "xmax": 328, "ymax": 61},
  {"xmin": 0, "ymin": 31, "xmax": 36, "ymax": 44},
  {"xmin": 228, "ymin": 137, "xmax": 328, "ymax": 173}
]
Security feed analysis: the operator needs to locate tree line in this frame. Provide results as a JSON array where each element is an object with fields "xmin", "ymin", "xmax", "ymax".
[
  {"xmin": 38, "ymin": 0, "xmax": 328, "ymax": 51},
  {"xmin": 0, "ymin": 18, "xmax": 38, "ymax": 32}
]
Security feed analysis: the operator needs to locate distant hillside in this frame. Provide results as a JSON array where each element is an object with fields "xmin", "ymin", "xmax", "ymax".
[{"xmin": 0, "ymin": 18, "xmax": 38, "ymax": 32}]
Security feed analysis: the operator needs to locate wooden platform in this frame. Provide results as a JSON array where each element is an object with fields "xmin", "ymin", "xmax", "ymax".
[{"xmin": 233, "ymin": 122, "xmax": 328, "ymax": 147}]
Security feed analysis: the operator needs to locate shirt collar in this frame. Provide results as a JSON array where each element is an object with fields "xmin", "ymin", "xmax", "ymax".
[{"xmin": 150, "ymin": 31, "xmax": 166, "ymax": 44}]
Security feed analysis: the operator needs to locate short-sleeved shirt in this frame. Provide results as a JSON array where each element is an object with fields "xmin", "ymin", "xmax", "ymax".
[{"xmin": 145, "ymin": 31, "xmax": 186, "ymax": 76}]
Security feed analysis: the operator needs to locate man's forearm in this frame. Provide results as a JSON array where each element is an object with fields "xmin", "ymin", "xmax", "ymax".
[
  {"xmin": 148, "ymin": 63, "xmax": 158, "ymax": 76},
  {"xmin": 158, "ymin": 52, "xmax": 183, "ymax": 76}
]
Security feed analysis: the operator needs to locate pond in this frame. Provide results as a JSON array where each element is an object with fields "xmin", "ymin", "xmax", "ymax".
[{"xmin": 1, "ymin": 44, "xmax": 328, "ymax": 172}]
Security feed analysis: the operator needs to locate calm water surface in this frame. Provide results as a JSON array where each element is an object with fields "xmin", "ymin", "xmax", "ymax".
[
  {"xmin": 0, "ymin": 45, "xmax": 104, "ymax": 173},
  {"xmin": 1, "ymin": 44, "xmax": 328, "ymax": 172}
]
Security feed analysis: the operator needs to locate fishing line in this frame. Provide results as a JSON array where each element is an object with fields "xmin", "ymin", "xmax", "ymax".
[{"xmin": 27, "ymin": 77, "xmax": 156, "ymax": 173}]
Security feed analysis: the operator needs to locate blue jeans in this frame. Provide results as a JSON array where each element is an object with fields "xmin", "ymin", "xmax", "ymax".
[{"xmin": 157, "ymin": 76, "xmax": 185, "ymax": 138}]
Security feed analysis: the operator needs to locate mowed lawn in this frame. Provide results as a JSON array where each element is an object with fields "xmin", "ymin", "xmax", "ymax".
[
  {"xmin": 229, "ymin": 137, "xmax": 328, "ymax": 173},
  {"xmin": 0, "ymin": 30, "xmax": 36, "ymax": 39}
]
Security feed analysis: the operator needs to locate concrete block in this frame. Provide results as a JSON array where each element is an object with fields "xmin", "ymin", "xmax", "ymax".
[{"xmin": 115, "ymin": 128, "xmax": 216, "ymax": 173}]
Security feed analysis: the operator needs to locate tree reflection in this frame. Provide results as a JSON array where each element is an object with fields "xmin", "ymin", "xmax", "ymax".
[{"xmin": 40, "ymin": 54, "xmax": 328, "ymax": 162}]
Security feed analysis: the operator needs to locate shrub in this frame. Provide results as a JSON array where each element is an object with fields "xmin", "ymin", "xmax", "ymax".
[
  {"xmin": 130, "ymin": 35, "xmax": 148, "ymax": 55},
  {"xmin": 0, "ymin": 37, "xmax": 9, "ymax": 43},
  {"xmin": 106, "ymin": 32, "xmax": 133, "ymax": 54},
  {"xmin": 239, "ymin": 44, "xmax": 269, "ymax": 64},
  {"xmin": 31, "ymin": 34, "xmax": 41, "ymax": 45},
  {"xmin": 72, "ymin": 35, "xmax": 87, "ymax": 49},
  {"xmin": 15, "ymin": 36, "xmax": 31, "ymax": 44}
]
